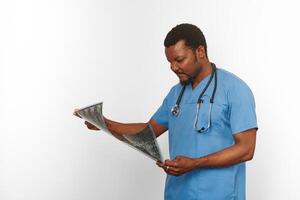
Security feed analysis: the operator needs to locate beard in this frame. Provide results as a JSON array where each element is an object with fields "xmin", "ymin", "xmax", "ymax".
[
  {"xmin": 179, "ymin": 75, "xmax": 193, "ymax": 85},
  {"xmin": 179, "ymin": 66, "xmax": 202, "ymax": 86}
]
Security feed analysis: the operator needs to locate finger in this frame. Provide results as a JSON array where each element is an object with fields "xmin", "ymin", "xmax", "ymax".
[
  {"xmin": 89, "ymin": 126, "xmax": 99, "ymax": 130},
  {"xmin": 157, "ymin": 162, "xmax": 170, "ymax": 172},
  {"xmin": 168, "ymin": 167, "xmax": 180, "ymax": 172},
  {"xmin": 165, "ymin": 160, "xmax": 179, "ymax": 167},
  {"xmin": 85, "ymin": 121, "xmax": 92, "ymax": 126},
  {"xmin": 164, "ymin": 165, "xmax": 180, "ymax": 173},
  {"xmin": 85, "ymin": 121, "xmax": 99, "ymax": 130},
  {"xmin": 73, "ymin": 110, "xmax": 82, "ymax": 118},
  {"xmin": 157, "ymin": 165, "xmax": 169, "ymax": 174},
  {"xmin": 166, "ymin": 169, "xmax": 179, "ymax": 176},
  {"xmin": 87, "ymin": 125, "xmax": 100, "ymax": 130},
  {"xmin": 156, "ymin": 161, "xmax": 162, "ymax": 166},
  {"xmin": 156, "ymin": 162, "xmax": 166, "ymax": 168}
]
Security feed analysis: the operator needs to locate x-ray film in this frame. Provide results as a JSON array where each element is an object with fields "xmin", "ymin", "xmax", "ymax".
[{"xmin": 76, "ymin": 102, "xmax": 163, "ymax": 162}]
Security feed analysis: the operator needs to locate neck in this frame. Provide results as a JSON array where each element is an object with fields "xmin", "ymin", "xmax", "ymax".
[{"xmin": 191, "ymin": 62, "xmax": 213, "ymax": 89}]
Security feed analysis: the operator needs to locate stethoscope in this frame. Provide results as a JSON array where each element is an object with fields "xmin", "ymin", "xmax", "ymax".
[{"xmin": 170, "ymin": 63, "xmax": 218, "ymax": 133}]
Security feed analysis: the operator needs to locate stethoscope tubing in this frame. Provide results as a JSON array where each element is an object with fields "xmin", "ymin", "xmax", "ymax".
[{"xmin": 171, "ymin": 63, "xmax": 218, "ymax": 117}]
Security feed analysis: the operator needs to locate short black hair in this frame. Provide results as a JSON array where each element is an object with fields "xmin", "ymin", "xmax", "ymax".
[{"xmin": 164, "ymin": 23, "xmax": 207, "ymax": 57}]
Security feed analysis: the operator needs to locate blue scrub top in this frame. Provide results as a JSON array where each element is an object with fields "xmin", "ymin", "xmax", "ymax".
[{"xmin": 152, "ymin": 68, "xmax": 258, "ymax": 200}]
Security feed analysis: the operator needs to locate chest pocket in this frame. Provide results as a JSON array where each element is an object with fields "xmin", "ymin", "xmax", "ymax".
[{"xmin": 194, "ymin": 95, "xmax": 228, "ymax": 133}]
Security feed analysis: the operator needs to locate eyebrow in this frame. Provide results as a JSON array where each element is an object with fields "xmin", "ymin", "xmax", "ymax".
[{"xmin": 166, "ymin": 55, "xmax": 185, "ymax": 62}]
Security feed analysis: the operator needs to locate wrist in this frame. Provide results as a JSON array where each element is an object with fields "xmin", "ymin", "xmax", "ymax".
[
  {"xmin": 193, "ymin": 157, "xmax": 207, "ymax": 169},
  {"xmin": 104, "ymin": 118, "xmax": 115, "ymax": 133}
]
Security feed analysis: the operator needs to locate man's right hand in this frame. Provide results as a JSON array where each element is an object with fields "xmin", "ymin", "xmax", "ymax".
[{"xmin": 73, "ymin": 109, "xmax": 101, "ymax": 131}]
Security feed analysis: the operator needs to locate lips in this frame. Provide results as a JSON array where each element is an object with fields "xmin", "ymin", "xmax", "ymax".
[{"xmin": 177, "ymin": 73, "xmax": 186, "ymax": 77}]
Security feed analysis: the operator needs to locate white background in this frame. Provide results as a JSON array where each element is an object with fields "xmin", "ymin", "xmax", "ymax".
[{"xmin": 1, "ymin": 0, "xmax": 300, "ymax": 199}]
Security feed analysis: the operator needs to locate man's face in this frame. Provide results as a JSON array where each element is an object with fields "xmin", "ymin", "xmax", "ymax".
[{"xmin": 165, "ymin": 40, "xmax": 203, "ymax": 85}]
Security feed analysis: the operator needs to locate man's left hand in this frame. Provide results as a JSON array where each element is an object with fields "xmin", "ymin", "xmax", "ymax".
[{"xmin": 156, "ymin": 156, "xmax": 197, "ymax": 176}]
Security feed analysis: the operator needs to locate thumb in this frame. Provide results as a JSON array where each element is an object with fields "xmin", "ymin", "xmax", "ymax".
[
  {"xmin": 73, "ymin": 109, "xmax": 82, "ymax": 118},
  {"xmin": 175, "ymin": 156, "xmax": 181, "ymax": 160}
]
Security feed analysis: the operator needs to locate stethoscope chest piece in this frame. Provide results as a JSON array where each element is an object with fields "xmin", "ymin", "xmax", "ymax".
[{"xmin": 171, "ymin": 104, "xmax": 180, "ymax": 116}]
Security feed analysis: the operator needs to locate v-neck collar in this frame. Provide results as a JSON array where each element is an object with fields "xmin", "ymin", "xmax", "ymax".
[
  {"xmin": 183, "ymin": 71, "xmax": 215, "ymax": 104},
  {"xmin": 188, "ymin": 72, "xmax": 213, "ymax": 92}
]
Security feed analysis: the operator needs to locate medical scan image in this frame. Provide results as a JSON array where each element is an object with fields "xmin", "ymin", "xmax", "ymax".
[{"xmin": 76, "ymin": 102, "xmax": 163, "ymax": 162}]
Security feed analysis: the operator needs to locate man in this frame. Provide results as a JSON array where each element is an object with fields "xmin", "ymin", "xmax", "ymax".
[{"xmin": 74, "ymin": 23, "xmax": 258, "ymax": 200}]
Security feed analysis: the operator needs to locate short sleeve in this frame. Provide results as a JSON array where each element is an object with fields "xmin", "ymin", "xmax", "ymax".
[
  {"xmin": 151, "ymin": 85, "xmax": 177, "ymax": 130},
  {"xmin": 152, "ymin": 96, "xmax": 170, "ymax": 129},
  {"xmin": 228, "ymin": 81, "xmax": 258, "ymax": 135}
]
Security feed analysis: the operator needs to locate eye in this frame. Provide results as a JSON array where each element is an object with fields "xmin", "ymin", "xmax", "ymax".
[{"xmin": 177, "ymin": 58, "xmax": 184, "ymax": 63}]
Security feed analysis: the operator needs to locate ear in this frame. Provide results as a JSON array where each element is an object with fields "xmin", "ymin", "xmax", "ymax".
[{"xmin": 195, "ymin": 46, "xmax": 206, "ymax": 59}]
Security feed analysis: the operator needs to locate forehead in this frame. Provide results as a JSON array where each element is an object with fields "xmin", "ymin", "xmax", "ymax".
[{"xmin": 165, "ymin": 40, "xmax": 192, "ymax": 61}]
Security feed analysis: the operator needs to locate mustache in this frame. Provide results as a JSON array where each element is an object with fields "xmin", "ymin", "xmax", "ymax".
[{"xmin": 176, "ymin": 72, "xmax": 192, "ymax": 78}]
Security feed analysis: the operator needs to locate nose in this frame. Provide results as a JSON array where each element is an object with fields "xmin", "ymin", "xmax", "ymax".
[{"xmin": 170, "ymin": 63, "xmax": 179, "ymax": 72}]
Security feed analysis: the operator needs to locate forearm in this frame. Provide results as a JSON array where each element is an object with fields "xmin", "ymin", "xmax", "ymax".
[
  {"xmin": 104, "ymin": 117, "xmax": 147, "ymax": 135},
  {"xmin": 193, "ymin": 143, "xmax": 254, "ymax": 169}
]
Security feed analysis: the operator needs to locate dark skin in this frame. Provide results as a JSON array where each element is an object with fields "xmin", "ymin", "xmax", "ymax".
[{"xmin": 73, "ymin": 39, "xmax": 257, "ymax": 176}]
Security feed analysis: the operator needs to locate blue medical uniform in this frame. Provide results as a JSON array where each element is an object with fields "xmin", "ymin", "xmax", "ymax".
[{"xmin": 152, "ymin": 68, "xmax": 258, "ymax": 200}]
